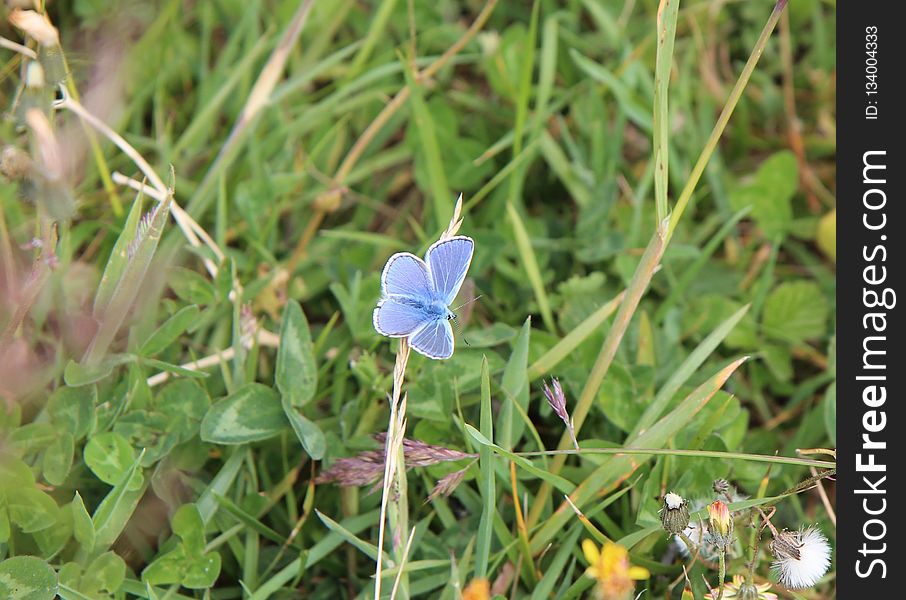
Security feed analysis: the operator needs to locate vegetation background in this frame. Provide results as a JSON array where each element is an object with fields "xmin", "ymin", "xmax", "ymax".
[{"xmin": 0, "ymin": 0, "xmax": 836, "ymax": 598}]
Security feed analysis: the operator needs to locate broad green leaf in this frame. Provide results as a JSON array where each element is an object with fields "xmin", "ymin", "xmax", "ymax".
[
  {"xmin": 168, "ymin": 267, "xmax": 215, "ymax": 305},
  {"xmin": 56, "ymin": 563, "xmax": 80, "ymax": 592},
  {"xmin": 171, "ymin": 504, "xmax": 205, "ymax": 556},
  {"xmin": 7, "ymin": 487, "xmax": 61, "ymax": 533},
  {"xmin": 141, "ymin": 547, "xmax": 186, "ymax": 587},
  {"xmin": 0, "ymin": 556, "xmax": 58, "ymax": 600},
  {"xmin": 84, "ymin": 432, "xmax": 142, "ymax": 489},
  {"xmin": 81, "ymin": 552, "xmax": 126, "ymax": 595},
  {"xmin": 757, "ymin": 150, "xmax": 799, "ymax": 201},
  {"xmin": 71, "ymin": 492, "xmax": 95, "ymax": 553},
  {"xmin": 139, "ymin": 304, "xmax": 201, "ymax": 356},
  {"xmin": 46, "ymin": 386, "xmax": 95, "ymax": 440},
  {"xmin": 200, "ymin": 383, "xmax": 286, "ymax": 444},
  {"xmin": 42, "ymin": 431, "xmax": 74, "ymax": 486},
  {"xmin": 0, "ymin": 452, "xmax": 35, "ymax": 486},
  {"xmin": 8, "ymin": 423, "xmax": 56, "ymax": 454},
  {"xmin": 156, "ymin": 379, "xmax": 209, "ymax": 442},
  {"xmin": 182, "ymin": 553, "xmax": 221, "ymax": 590},
  {"xmin": 729, "ymin": 151, "xmax": 798, "ymax": 238},
  {"xmin": 762, "ymin": 281, "xmax": 829, "ymax": 344},
  {"xmin": 275, "ymin": 300, "xmax": 317, "ymax": 408},
  {"xmin": 142, "ymin": 505, "xmax": 220, "ymax": 589},
  {"xmin": 282, "ymin": 397, "xmax": 326, "ymax": 460},
  {"xmin": 762, "ymin": 344, "xmax": 793, "ymax": 381},
  {"xmin": 32, "ymin": 504, "xmax": 72, "ymax": 558}
]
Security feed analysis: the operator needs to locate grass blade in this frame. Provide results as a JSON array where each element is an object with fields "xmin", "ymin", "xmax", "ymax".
[
  {"xmin": 474, "ymin": 356, "xmax": 495, "ymax": 579},
  {"xmin": 497, "ymin": 317, "xmax": 531, "ymax": 450},
  {"xmin": 630, "ymin": 303, "xmax": 751, "ymax": 440},
  {"xmin": 84, "ymin": 195, "xmax": 172, "ymax": 365},
  {"xmin": 653, "ymin": 0, "xmax": 679, "ymax": 222}
]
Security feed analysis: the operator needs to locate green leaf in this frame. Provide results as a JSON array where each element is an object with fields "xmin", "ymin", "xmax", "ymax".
[
  {"xmin": 0, "ymin": 556, "xmax": 58, "ymax": 600},
  {"xmin": 46, "ymin": 386, "xmax": 95, "ymax": 440},
  {"xmin": 91, "ymin": 449, "xmax": 146, "ymax": 551},
  {"xmin": 762, "ymin": 344, "xmax": 793, "ymax": 381},
  {"xmin": 84, "ymin": 197, "xmax": 172, "ymax": 365},
  {"xmin": 0, "ymin": 506, "xmax": 9, "ymax": 544},
  {"xmin": 31, "ymin": 504, "xmax": 72, "ymax": 558},
  {"xmin": 139, "ymin": 304, "xmax": 201, "ymax": 356},
  {"xmin": 762, "ymin": 281, "xmax": 829, "ymax": 344},
  {"xmin": 200, "ymin": 383, "xmax": 286, "ymax": 444},
  {"xmin": 757, "ymin": 150, "xmax": 799, "ymax": 201},
  {"xmin": 81, "ymin": 552, "xmax": 126, "ymax": 595},
  {"xmin": 729, "ymin": 151, "xmax": 799, "ymax": 237},
  {"xmin": 8, "ymin": 423, "xmax": 57, "ymax": 454},
  {"xmin": 6, "ymin": 487, "xmax": 61, "ymax": 533},
  {"xmin": 71, "ymin": 492, "xmax": 96, "ymax": 553},
  {"xmin": 63, "ymin": 354, "xmax": 134, "ymax": 387},
  {"xmin": 141, "ymin": 547, "xmax": 187, "ymax": 587},
  {"xmin": 93, "ymin": 190, "xmax": 144, "ymax": 317},
  {"xmin": 42, "ymin": 431, "xmax": 74, "ymax": 486},
  {"xmin": 497, "ymin": 317, "xmax": 531, "ymax": 449},
  {"xmin": 168, "ymin": 267, "xmax": 215, "ymax": 305},
  {"xmin": 282, "ymin": 397, "xmax": 326, "ymax": 460},
  {"xmin": 0, "ymin": 452, "xmax": 35, "ymax": 487},
  {"xmin": 403, "ymin": 57, "xmax": 452, "ymax": 231},
  {"xmin": 83, "ymin": 432, "xmax": 142, "ymax": 489},
  {"xmin": 276, "ymin": 300, "xmax": 317, "ymax": 408},
  {"xmin": 172, "ymin": 504, "xmax": 205, "ymax": 556},
  {"xmin": 156, "ymin": 379, "xmax": 209, "ymax": 443},
  {"xmin": 474, "ymin": 356, "xmax": 494, "ymax": 580},
  {"xmin": 182, "ymin": 553, "xmax": 221, "ymax": 589}
]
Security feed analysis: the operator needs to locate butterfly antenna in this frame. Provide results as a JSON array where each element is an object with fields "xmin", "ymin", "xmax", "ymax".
[
  {"xmin": 451, "ymin": 316, "xmax": 473, "ymax": 347},
  {"xmin": 451, "ymin": 294, "xmax": 483, "ymax": 313}
]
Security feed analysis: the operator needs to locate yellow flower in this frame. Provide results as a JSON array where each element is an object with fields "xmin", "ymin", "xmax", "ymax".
[
  {"xmin": 462, "ymin": 577, "xmax": 490, "ymax": 600},
  {"xmin": 704, "ymin": 575, "xmax": 778, "ymax": 600},
  {"xmin": 582, "ymin": 540, "xmax": 650, "ymax": 600}
]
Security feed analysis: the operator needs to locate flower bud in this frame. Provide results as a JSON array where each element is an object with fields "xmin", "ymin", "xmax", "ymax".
[
  {"xmin": 712, "ymin": 478, "xmax": 730, "ymax": 495},
  {"xmin": 659, "ymin": 492, "xmax": 690, "ymax": 535},
  {"xmin": 706, "ymin": 500, "xmax": 734, "ymax": 549}
]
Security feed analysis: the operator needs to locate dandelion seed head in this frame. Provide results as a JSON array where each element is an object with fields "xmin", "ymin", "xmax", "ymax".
[
  {"xmin": 665, "ymin": 492, "xmax": 684, "ymax": 510},
  {"xmin": 770, "ymin": 527, "xmax": 831, "ymax": 590}
]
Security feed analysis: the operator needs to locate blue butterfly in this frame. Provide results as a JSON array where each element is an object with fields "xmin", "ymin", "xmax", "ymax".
[{"xmin": 373, "ymin": 236, "xmax": 475, "ymax": 359}]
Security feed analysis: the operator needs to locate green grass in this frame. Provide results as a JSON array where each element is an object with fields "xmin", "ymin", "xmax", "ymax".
[{"xmin": 1, "ymin": 1, "xmax": 836, "ymax": 599}]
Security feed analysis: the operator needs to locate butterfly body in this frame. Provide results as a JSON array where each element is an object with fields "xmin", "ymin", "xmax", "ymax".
[{"xmin": 373, "ymin": 236, "xmax": 474, "ymax": 359}]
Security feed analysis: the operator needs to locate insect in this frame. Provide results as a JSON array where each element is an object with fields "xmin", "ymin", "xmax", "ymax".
[{"xmin": 373, "ymin": 236, "xmax": 474, "ymax": 359}]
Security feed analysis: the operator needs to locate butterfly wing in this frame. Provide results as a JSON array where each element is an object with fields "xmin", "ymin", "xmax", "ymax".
[
  {"xmin": 425, "ymin": 236, "xmax": 474, "ymax": 305},
  {"xmin": 408, "ymin": 318, "xmax": 454, "ymax": 359},
  {"xmin": 381, "ymin": 252, "xmax": 433, "ymax": 298},
  {"xmin": 373, "ymin": 298, "xmax": 431, "ymax": 338}
]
